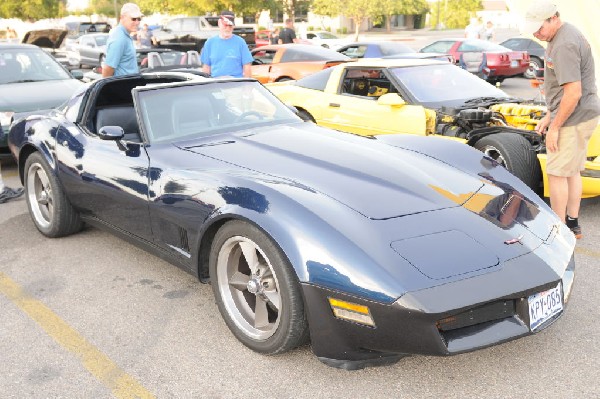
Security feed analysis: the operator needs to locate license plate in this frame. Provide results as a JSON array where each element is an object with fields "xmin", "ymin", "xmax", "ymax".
[
  {"xmin": 528, "ymin": 282, "xmax": 563, "ymax": 331},
  {"xmin": 511, "ymin": 60, "xmax": 519, "ymax": 68}
]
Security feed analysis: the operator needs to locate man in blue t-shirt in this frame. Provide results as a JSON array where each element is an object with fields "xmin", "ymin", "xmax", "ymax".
[
  {"xmin": 201, "ymin": 11, "xmax": 253, "ymax": 78},
  {"xmin": 103, "ymin": 2, "xmax": 141, "ymax": 77}
]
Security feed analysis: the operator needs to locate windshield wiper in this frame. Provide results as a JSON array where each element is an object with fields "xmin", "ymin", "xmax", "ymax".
[
  {"xmin": 6, "ymin": 79, "xmax": 44, "ymax": 84},
  {"xmin": 463, "ymin": 96, "xmax": 522, "ymax": 105}
]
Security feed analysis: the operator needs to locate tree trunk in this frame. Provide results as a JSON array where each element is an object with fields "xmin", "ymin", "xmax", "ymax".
[{"xmin": 386, "ymin": 15, "xmax": 391, "ymax": 33}]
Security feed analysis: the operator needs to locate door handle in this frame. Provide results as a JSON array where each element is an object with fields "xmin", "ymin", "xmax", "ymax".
[{"xmin": 329, "ymin": 103, "xmax": 340, "ymax": 107}]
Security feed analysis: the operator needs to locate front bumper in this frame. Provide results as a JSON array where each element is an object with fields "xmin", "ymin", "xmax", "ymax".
[{"xmin": 303, "ymin": 252, "xmax": 575, "ymax": 370}]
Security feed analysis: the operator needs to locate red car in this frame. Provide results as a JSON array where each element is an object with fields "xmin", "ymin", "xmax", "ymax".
[
  {"xmin": 255, "ymin": 30, "xmax": 271, "ymax": 47},
  {"xmin": 420, "ymin": 38, "xmax": 530, "ymax": 84}
]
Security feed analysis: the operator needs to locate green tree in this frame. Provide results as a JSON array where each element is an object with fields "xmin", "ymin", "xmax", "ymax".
[
  {"xmin": 0, "ymin": 0, "xmax": 64, "ymax": 20},
  {"xmin": 429, "ymin": 0, "xmax": 482, "ymax": 29},
  {"xmin": 312, "ymin": 0, "xmax": 378, "ymax": 40},
  {"xmin": 375, "ymin": 0, "xmax": 429, "ymax": 32}
]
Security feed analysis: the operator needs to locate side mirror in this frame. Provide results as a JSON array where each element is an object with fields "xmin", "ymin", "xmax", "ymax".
[
  {"xmin": 377, "ymin": 93, "xmax": 405, "ymax": 107},
  {"xmin": 98, "ymin": 126, "xmax": 125, "ymax": 140},
  {"xmin": 70, "ymin": 70, "xmax": 84, "ymax": 80}
]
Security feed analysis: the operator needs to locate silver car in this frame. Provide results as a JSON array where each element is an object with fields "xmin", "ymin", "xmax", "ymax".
[{"xmin": 73, "ymin": 33, "xmax": 108, "ymax": 68}]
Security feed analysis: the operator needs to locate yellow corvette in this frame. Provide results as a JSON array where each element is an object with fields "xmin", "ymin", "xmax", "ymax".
[{"xmin": 267, "ymin": 59, "xmax": 600, "ymax": 198}]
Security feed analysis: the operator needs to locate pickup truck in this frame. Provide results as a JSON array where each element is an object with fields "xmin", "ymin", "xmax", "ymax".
[
  {"xmin": 204, "ymin": 16, "xmax": 256, "ymax": 49},
  {"xmin": 153, "ymin": 16, "xmax": 255, "ymax": 53}
]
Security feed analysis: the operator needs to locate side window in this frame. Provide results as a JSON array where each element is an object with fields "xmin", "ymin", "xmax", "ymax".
[
  {"xmin": 340, "ymin": 45, "xmax": 366, "ymax": 58},
  {"xmin": 181, "ymin": 18, "xmax": 198, "ymax": 31},
  {"xmin": 253, "ymin": 50, "xmax": 276, "ymax": 64},
  {"xmin": 166, "ymin": 19, "xmax": 182, "ymax": 31},
  {"xmin": 341, "ymin": 69, "xmax": 393, "ymax": 98},
  {"xmin": 422, "ymin": 41, "xmax": 453, "ymax": 53}
]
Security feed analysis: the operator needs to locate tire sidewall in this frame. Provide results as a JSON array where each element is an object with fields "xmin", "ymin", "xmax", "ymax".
[
  {"xmin": 209, "ymin": 220, "xmax": 306, "ymax": 354},
  {"xmin": 24, "ymin": 153, "xmax": 58, "ymax": 236}
]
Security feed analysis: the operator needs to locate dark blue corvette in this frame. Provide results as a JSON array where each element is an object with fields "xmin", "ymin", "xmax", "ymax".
[{"xmin": 8, "ymin": 72, "xmax": 575, "ymax": 370}]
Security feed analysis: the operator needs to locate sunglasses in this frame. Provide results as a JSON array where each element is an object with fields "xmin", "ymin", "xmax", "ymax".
[{"xmin": 131, "ymin": 17, "xmax": 142, "ymax": 21}]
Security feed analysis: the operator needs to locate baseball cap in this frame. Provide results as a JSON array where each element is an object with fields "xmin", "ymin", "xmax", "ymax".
[
  {"xmin": 121, "ymin": 3, "xmax": 143, "ymax": 18},
  {"xmin": 521, "ymin": 1, "xmax": 558, "ymax": 35},
  {"xmin": 220, "ymin": 10, "xmax": 235, "ymax": 26}
]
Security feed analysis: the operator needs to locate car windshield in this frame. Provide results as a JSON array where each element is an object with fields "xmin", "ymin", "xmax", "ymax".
[
  {"xmin": 138, "ymin": 80, "xmax": 301, "ymax": 144},
  {"xmin": 0, "ymin": 47, "xmax": 72, "ymax": 84},
  {"xmin": 389, "ymin": 63, "xmax": 509, "ymax": 105}
]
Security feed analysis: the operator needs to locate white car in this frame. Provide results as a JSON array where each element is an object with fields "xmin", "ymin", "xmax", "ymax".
[{"xmin": 301, "ymin": 31, "xmax": 349, "ymax": 50}]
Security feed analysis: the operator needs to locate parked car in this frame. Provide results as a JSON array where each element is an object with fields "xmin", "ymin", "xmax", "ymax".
[
  {"xmin": 154, "ymin": 16, "xmax": 256, "ymax": 52},
  {"xmin": 82, "ymin": 49, "xmax": 204, "ymax": 82},
  {"xmin": 267, "ymin": 58, "xmax": 600, "ymax": 198},
  {"xmin": 337, "ymin": 41, "xmax": 453, "ymax": 62},
  {"xmin": 0, "ymin": 43, "xmax": 84, "ymax": 159},
  {"xmin": 500, "ymin": 37, "xmax": 546, "ymax": 79},
  {"xmin": 255, "ymin": 29, "xmax": 271, "ymax": 47},
  {"xmin": 63, "ymin": 21, "xmax": 111, "ymax": 58},
  {"xmin": 300, "ymin": 31, "xmax": 349, "ymax": 50},
  {"xmin": 251, "ymin": 44, "xmax": 350, "ymax": 83},
  {"xmin": 420, "ymin": 38, "xmax": 530, "ymax": 84},
  {"xmin": 21, "ymin": 28, "xmax": 71, "ymax": 67},
  {"xmin": 71, "ymin": 32, "xmax": 108, "ymax": 68},
  {"xmin": 7, "ymin": 72, "xmax": 575, "ymax": 370}
]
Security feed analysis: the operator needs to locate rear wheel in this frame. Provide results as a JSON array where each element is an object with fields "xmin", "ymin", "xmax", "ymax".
[
  {"xmin": 474, "ymin": 133, "xmax": 542, "ymax": 191},
  {"xmin": 24, "ymin": 152, "xmax": 83, "ymax": 237},
  {"xmin": 524, "ymin": 57, "xmax": 543, "ymax": 79},
  {"xmin": 209, "ymin": 220, "xmax": 309, "ymax": 354}
]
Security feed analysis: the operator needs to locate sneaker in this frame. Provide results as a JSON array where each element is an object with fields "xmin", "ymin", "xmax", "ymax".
[
  {"xmin": 0, "ymin": 186, "xmax": 24, "ymax": 204},
  {"xmin": 569, "ymin": 225, "xmax": 582, "ymax": 239}
]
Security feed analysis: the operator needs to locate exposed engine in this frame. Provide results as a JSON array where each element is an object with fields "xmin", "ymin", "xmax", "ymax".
[{"xmin": 434, "ymin": 103, "xmax": 546, "ymax": 139}]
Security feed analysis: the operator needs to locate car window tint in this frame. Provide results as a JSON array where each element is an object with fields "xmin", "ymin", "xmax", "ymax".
[
  {"xmin": 280, "ymin": 46, "xmax": 349, "ymax": 62},
  {"xmin": 339, "ymin": 46, "xmax": 365, "ymax": 58},
  {"xmin": 252, "ymin": 50, "xmax": 276, "ymax": 64},
  {"xmin": 389, "ymin": 64, "xmax": 507, "ymax": 104},
  {"xmin": 293, "ymin": 68, "xmax": 333, "ymax": 91},
  {"xmin": 421, "ymin": 41, "xmax": 454, "ymax": 53}
]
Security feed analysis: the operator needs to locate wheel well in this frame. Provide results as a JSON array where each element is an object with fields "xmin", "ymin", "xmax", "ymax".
[
  {"xmin": 275, "ymin": 76, "xmax": 293, "ymax": 82},
  {"xmin": 197, "ymin": 217, "xmax": 231, "ymax": 281},
  {"xmin": 17, "ymin": 145, "xmax": 38, "ymax": 185},
  {"xmin": 296, "ymin": 107, "xmax": 315, "ymax": 122}
]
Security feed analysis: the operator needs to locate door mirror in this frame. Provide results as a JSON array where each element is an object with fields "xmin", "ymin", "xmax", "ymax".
[{"xmin": 377, "ymin": 93, "xmax": 405, "ymax": 107}]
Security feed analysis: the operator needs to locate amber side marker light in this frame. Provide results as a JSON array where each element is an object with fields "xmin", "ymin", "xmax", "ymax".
[{"xmin": 328, "ymin": 297, "xmax": 375, "ymax": 327}]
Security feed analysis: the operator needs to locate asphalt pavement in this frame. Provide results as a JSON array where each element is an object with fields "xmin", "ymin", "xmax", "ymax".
[{"xmin": 2, "ymin": 27, "xmax": 599, "ymax": 399}]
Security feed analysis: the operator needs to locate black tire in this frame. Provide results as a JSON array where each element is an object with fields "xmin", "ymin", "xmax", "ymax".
[
  {"xmin": 24, "ymin": 152, "xmax": 83, "ymax": 238},
  {"xmin": 209, "ymin": 220, "xmax": 309, "ymax": 354},
  {"xmin": 524, "ymin": 57, "xmax": 543, "ymax": 79},
  {"xmin": 474, "ymin": 133, "xmax": 542, "ymax": 191},
  {"xmin": 99, "ymin": 53, "xmax": 105, "ymax": 66},
  {"xmin": 297, "ymin": 109, "xmax": 315, "ymax": 123},
  {"xmin": 276, "ymin": 77, "xmax": 293, "ymax": 82}
]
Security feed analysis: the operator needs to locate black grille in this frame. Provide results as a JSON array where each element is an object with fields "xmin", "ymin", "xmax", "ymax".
[{"xmin": 437, "ymin": 300, "xmax": 516, "ymax": 332}]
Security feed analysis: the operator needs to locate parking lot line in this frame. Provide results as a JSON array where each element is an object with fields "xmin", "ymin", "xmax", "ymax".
[
  {"xmin": 575, "ymin": 246, "xmax": 600, "ymax": 258},
  {"xmin": 0, "ymin": 272, "xmax": 155, "ymax": 399}
]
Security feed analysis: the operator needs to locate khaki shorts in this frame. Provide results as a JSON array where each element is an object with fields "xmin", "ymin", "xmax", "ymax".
[{"xmin": 547, "ymin": 117, "xmax": 599, "ymax": 177}]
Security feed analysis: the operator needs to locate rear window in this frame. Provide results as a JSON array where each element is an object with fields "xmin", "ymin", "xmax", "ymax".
[
  {"xmin": 293, "ymin": 68, "xmax": 334, "ymax": 91},
  {"xmin": 280, "ymin": 46, "xmax": 349, "ymax": 62}
]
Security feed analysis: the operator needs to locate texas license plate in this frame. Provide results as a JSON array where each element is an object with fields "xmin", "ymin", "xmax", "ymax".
[{"xmin": 528, "ymin": 282, "xmax": 563, "ymax": 331}]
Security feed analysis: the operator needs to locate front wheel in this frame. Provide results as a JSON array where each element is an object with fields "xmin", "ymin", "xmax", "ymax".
[
  {"xmin": 24, "ymin": 152, "xmax": 83, "ymax": 237},
  {"xmin": 209, "ymin": 220, "xmax": 309, "ymax": 354},
  {"xmin": 474, "ymin": 133, "xmax": 542, "ymax": 191}
]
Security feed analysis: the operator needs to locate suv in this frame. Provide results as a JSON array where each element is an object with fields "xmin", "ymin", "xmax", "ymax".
[{"xmin": 153, "ymin": 16, "xmax": 255, "ymax": 53}]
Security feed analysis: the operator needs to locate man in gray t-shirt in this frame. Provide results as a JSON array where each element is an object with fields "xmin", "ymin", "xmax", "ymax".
[{"xmin": 522, "ymin": 1, "xmax": 600, "ymax": 239}]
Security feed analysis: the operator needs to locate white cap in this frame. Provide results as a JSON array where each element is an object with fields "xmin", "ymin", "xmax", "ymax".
[
  {"xmin": 121, "ymin": 3, "xmax": 143, "ymax": 18},
  {"xmin": 521, "ymin": 1, "xmax": 558, "ymax": 35}
]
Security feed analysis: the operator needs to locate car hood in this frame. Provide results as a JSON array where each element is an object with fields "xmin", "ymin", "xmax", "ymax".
[
  {"xmin": 22, "ymin": 29, "xmax": 68, "ymax": 49},
  {"xmin": 178, "ymin": 123, "xmax": 485, "ymax": 219},
  {"xmin": 0, "ymin": 79, "xmax": 84, "ymax": 113}
]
